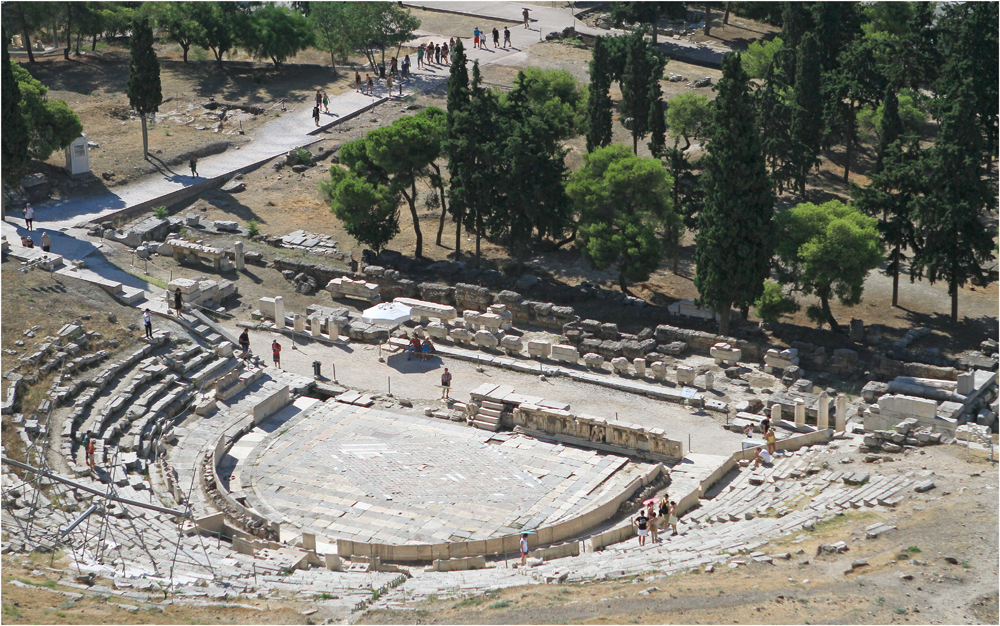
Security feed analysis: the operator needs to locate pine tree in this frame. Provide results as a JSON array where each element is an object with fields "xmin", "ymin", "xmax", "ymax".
[
  {"xmin": 789, "ymin": 32, "xmax": 822, "ymax": 194},
  {"xmin": 910, "ymin": 88, "xmax": 996, "ymax": 324},
  {"xmin": 694, "ymin": 53, "xmax": 775, "ymax": 336},
  {"xmin": 586, "ymin": 36, "xmax": 614, "ymax": 152},
  {"xmin": 444, "ymin": 39, "xmax": 471, "ymax": 256},
  {"xmin": 2, "ymin": 34, "xmax": 30, "ymax": 186},
  {"xmin": 126, "ymin": 16, "xmax": 161, "ymax": 159}
]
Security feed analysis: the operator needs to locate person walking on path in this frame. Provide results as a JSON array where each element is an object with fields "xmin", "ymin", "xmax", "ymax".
[
  {"xmin": 312, "ymin": 105, "xmax": 321, "ymax": 127},
  {"xmin": 493, "ymin": 27, "xmax": 500, "ymax": 48},
  {"xmin": 366, "ymin": 74, "xmax": 374, "ymax": 95},
  {"xmin": 315, "ymin": 90, "xmax": 322, "ymax": 110},
  {"xmin": 239, "ymin": 328, "xmax": 251, "ymax": 360},
  {"xmin": 143, "ymin": 308, "xmax": 153, "ymax": 339},
  {"xmin": 435, "ymin": 43, "xmax": 441, "ymax": 64},
  {"xmin": 416, "ymin": 45, "xmax": 424, "ymax": 69},
  {"xmin": 441, "ymin": 367, "xmax": 452, "ymax": 399},
  {"xmin": 23, "ymin": 203, "xmax": 34, "ymax": 230},
  {"xmin": 441, "ymin": 41, "xmax": 449, "ymax": 64},
  {"xmin": 386, "ymin": 74, "xmax": 393, "ymax": 95},
  {"xmin": 173, "ymin": 288, "xmax": 183, "ymax": 317},
  {"xmin": 473, "ymin": 28, "xmax": 480, "ymax": 49},
  {"xmin": 189, "ymin": 156, "xmax": 198, "ymax": 177},
  {"xmin": 520, "ymin": 533, "xmax": 529, "ymax": 566},
  {"xmin": 39, "ymin": 231, "xmax": 51, "ymax": 252},
  {"xmin": 523, "ymin": 8, "xmax": 530, "ymax": 28},
  {"xmin": 323, "ymin": 92, "xmax": 329, "ymax": 113},
  {"xmin": 634, "ymin": 510, "xmax": 649, "ymax": 546},
  {"xmin": 272, "ymin": 339, "xmax": 281, "ymax": 368},
  {"xmin": 390, "ymin": 57, "xmax": 397, "ymax": 76},
  {"xmin": 355, "ymin": 72, "xmax": 362, "ymax": 92},
  {"xmin": 503, "ymin": 27, "xmax": 511, "ymax": 48}
]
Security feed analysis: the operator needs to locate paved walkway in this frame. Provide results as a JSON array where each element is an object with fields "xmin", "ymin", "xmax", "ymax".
[
  {"xmin": 3, "ymin": 89, "xmax": 389, "ymax": 235},
  {"xmin": 406, "ymin": 1, "xmax": 727, "ymax": 66}
]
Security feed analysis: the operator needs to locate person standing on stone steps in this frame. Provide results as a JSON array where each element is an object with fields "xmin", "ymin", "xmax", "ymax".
[
  {"xmin": 174, "ymin": 288, "xmax": 183, "ymax": 317},
  {"xmin": 143, "ymin": 308, "xmax": 153, "ymax": 339},
  {"xmin": 23, "ymin": 203, "xmax": 34, "ymax": 230},
  {"xmin": 520, "ymin": 533, "xmax": 529, "ymax": 566},
  {"xmin": 189, "ymin": 156, "xmax": 198, "ymax": 177},
  {"xmin": 667, "ymin": 501, "xmax": 679, "ymax": 536},
  {"xmin": 239, "ymin": 328, "xmax": 251, "ymax": 361},
  {"xmin": 634, "ymin": 510, "xmax": 649, "ymax": 546},
  {"xmin": 272, "ymin": 339, "xmax": 281, "ymax": 368}
]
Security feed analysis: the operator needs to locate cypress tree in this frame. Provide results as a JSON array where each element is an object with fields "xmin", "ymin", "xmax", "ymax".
[
  {"xmin": 780, "ymin": 2, "xmax": 813, "ymax": 54},
  {"xmin": 810, "ymin": 2, "xmax": 860, "ymax": 73},
  {"xmin": 875, "ymin": 85, "xmax": 903, "ymax": 174},
  {"xmin": 695, "ymin": 53, "xmax": 775, "ymax": 336},
  {"xmin": 444, "ymin": 39, "xmax": 471, "ymax": 257},
  {"xmin": 755, "ymin": 53, "xmax": 795, "ymax": 194},
  {"xmin": 910, "ymin": 88, "xmax": 996, "ymax": 324},
  {"xmin": 127, "ymin": 16, "xmax": 162, "ymax": 159},
  {"xmin": 789, "ymin": 32, "xmax": 822, "ymax": 194},
  {"xmin": 2, "ymin": 34, "xmax": 30, "ymax": 187},
  {"xmin": 586, "ymin": 36, "xmax": 614, "ymax": 152},
  {"xmin": 620, "ymin": 32, "xmax": 659, "ymax": 154},
  {"xmin": 647, "ymin": 69, "xmax": 666, "ymax": 157},
  {"xmin": 852, "ymin": 136, "xmax": 920, "ymax": 308}
]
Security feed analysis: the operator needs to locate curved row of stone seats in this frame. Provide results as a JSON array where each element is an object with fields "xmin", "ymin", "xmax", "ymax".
[
  {"xmin": 67, "ymin": 340, "xmax": 185, "ymax": 445},
  {"xmin": 526, "ymin": 452, "xmax": 909, "ymax": 584}
]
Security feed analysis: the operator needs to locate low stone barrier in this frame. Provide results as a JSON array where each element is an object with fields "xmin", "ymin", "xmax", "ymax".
[{"xmin": 513, "ymin": 403, "xmax": 684, "ymax": 461}]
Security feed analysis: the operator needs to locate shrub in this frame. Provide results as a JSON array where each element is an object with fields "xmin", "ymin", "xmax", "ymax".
[
  {"xmin": 246, "ymin": 220, "xmax": 261, "ymax": 237},
  {"xmin": 153, "ymin": 206, "xmax": 169, "ymax": 219},
  {"xmin": 291, "ymin": 147, "xmax": 313, "ymax": 166},
  {"xmin": 754, "ymin": 280, "xmax": 800, "ymax": 324}
]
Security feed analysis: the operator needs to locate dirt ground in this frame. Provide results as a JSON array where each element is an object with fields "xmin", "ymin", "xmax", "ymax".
[{"xmin": 357, "ymin": 445, "xmax": 999, "ymax": 626}]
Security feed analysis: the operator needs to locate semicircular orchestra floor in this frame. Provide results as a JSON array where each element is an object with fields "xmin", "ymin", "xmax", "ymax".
[{"xmin": 239, "ymin": 400, "xmax": 657, "ymax": 546}]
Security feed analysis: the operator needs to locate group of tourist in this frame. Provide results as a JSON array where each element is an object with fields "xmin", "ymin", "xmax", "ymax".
[
  {"xmin": 633, "ymin": 496, "xmax": 679, "ymax": 546},
  {"xmin": 18, "ymin": 203, "xmax": 52, "ymax": 253},
  {"xmin": 473, "ymin": 26, "xmax": 512, "ymax": 49},
  {"xmin": 417, "ymin": 40, "xmax": 451, "ymax": 68}
]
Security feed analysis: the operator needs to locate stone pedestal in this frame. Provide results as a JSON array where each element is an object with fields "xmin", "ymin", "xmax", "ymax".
[
  {"xmin": 651, "ymin": 361, "xmax": 667, "ymax": 382},
  {"xmin": 633, "ymin": 358, "xmax": 646, "ymax": 377},
  {"xmin": 817, "ymin": 390, "xmax": 829, "ymax": 429},
  {"xmin": 234, "ymin": 241, "xmax": 245, "ymax": 270},
  {"xmin": 328, "ymin": 317, "xmax": 342, "ymax": 339},
  {"xmin": 771, "ymin": 402, "xmax": 782, "ymax": 424},
  {"xmin": 794, "ymin": 398, "xmax": 806, "ymax": 427},
  {"xmin": 835, "ymin": 394, "xmax": 847, "ymax": 432},
  {"xmin": 293, "ymin": 314, "xmax": 305, "ymax": 334},
  {"xmin": 957, "ymin": 372, "xmax": 974, "ymax": 396},
  {"xmin": 676, "ymin": 365, "xmax": 696, "ymax": 386},
  {"xmin": 274, "ymin": 296, "xmax": 285, "ymax": 329},
  {"xmin": 310, "ymin": 314, "xmax": 323, "ymax": 337},
  {"xmin": 703, "ymin": 371, "xmax": 714, "ymax": 391}
]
